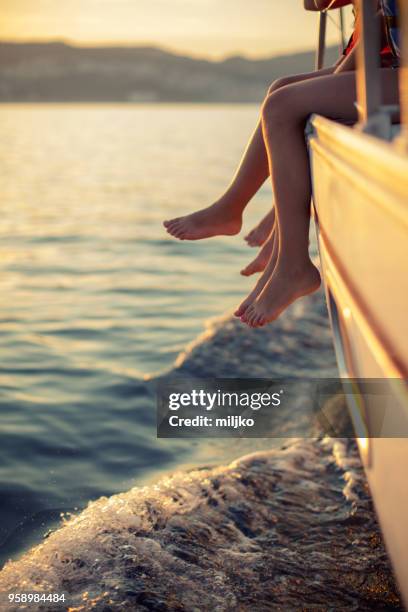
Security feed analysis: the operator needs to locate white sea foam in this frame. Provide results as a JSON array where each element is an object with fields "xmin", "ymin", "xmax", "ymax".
[{"xmin": 0, "ymin": 438, "xmax": 401, "ymax": 611}]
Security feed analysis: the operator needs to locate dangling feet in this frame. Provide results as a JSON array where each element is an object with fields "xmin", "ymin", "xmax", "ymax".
[
  {"xmin": 244, "ymin": 209, "xmax": 275, "ymax": 247},
  {"xmin": 164, "ymin": 200, "xmax": 242, "ymax": 241},
  {"xmin": 235, "ymin": 233, "xmax": 279, "ymax": 318},
  {"xmin": 241, "ymin": 229, "xmax": 276, "ymax": 276},
  {"xmin": 241, "ymin": 260, "xmax": 321, "ymax": 328}
]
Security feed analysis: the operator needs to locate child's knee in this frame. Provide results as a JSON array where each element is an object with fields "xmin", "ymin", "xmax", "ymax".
[
  {"xmin": 267, "ymin": 76, "xmax": 293, "ymax": 96},
  {"xmin": 262, "ymin": 87, "xmax": 295, "ymax": 128}
]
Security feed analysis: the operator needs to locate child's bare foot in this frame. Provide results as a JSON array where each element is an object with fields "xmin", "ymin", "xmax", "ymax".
[
  {"xmin": 241, "ymin": 230, "xmax": 276, "ymax": 276},
  {"xmin": 241, "ymin": 261, "xmax": 321, "ymax": 328},
  {"xmin": 244, "ymin": 209, "xmax": 275, "ymax": 247},
  {"xmin": 234, "ymin": 235, "xmax": 279, "ymax": 317},
  {"xmin": 164, "ymin": 201, "xmax": 242, "ymax": 241}
]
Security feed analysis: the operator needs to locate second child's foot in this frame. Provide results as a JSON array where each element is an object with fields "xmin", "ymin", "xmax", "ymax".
[
  {"xmin": 242, "ymin": 261, "xmax": 321, "ymax": 328},
  {"xmin": 244, "ymin": 209, "xmax": 275, "ymax": 247},
  {"xmin": 164, "ymin": 201, "xmax": 242, "ymax": 241},
  {"xmin": 241, "ymin": 230, "xmax": 275, "ymax": 277},
  {"xmin": 234, "ymin": 235, "xmax": 279, "ymax": 318}
]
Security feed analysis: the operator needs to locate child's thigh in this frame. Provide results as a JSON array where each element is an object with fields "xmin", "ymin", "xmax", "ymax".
[
  {"xmin": 269, "ymin": 67, "xmax": 334, "ymax": 95},
  {"xmin": 277, "ymin": 68, "xmax": 398, "ymax": 122},
  {"xmin": 280, "ymin": 71, "xmax": 359, "ymax": 122}
]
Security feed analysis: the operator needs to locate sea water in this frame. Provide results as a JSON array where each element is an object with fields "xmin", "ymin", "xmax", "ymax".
[
  {"xmin": 0, "ymin": 105, "xmax": 401, "ymax": 610},
  {"xmin": 0, "ymin": 103, "xmax": 330, "ymax": 559}
]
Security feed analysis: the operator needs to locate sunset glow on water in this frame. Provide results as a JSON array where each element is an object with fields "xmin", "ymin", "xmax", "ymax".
[{"xmin": 0, "ymin": 104, "xmax": 332, "ymax": 562}]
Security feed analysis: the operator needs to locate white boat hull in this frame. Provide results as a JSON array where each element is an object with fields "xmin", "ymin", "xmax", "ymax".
[{"xmin": 310, "ymin": 114, "xmax": 408, "ymax": 605}]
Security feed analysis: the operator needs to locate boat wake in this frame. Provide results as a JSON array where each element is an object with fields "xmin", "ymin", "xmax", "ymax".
[
  {"xmin": 172, "ymin": 291, "xmax": 338, "ymax": 380},
  {"xmin": 0, "ymin": 438, "xmax": 402, "ymax": 611}
]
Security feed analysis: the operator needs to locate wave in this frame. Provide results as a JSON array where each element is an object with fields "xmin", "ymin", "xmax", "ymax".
[
  {"xmin": 0, "ymin": 293, "xmax": 401, "ymax": 610},
  {"xmin": 170, "ymin": 290, "xmax": 338, "ymax": 380},
  {"xmin": 0, "ymin": 438, "xmax": 402, "ymax": 611}
]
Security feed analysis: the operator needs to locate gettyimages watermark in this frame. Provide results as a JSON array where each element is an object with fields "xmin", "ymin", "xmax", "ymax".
[{"xmin": 157, "ymin": 378, "xmax": 408, "ymax": 438}]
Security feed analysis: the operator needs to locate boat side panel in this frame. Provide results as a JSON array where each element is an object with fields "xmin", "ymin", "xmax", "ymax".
[{"xmin": 310, "ymin": 116, "xmax": 408, "ymax": 605}]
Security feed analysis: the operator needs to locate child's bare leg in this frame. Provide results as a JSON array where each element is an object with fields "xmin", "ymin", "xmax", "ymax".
[
  {"xmin": 235, "ymin": 229, "xmax": 279, "ymax": 316},
  {"xmin": 164, "ymin": 69, "xmax": 334, "ymax": 241},
  {"xmin": 241, "ymin": 68, "xmax": 399, "ymax": 327},
  {"xmin": 163, "ymin": 119, "xmax": 268, "ymax": 240},
  {"xmin": 244, "ymin": 208, "xmax": 275, "ymax": 247},
  {"xmin": 240, "ymin": 226, "xmax": 277, "ymax": 276}
]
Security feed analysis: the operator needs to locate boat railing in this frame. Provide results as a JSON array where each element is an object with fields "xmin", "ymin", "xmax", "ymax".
[
  {"xmin": 306, "ymin": 0, "xmax": 407, "ymax": 147},
  {"xmin": 356, "ymin": 0, "xmax": 393, "ymax": 138},
  {"xmin": 304, "ymin": 1, "xmax": 351, "ymax": 71},
  {"xmin": 316, "ymin": 11, "xmax": 328, "ymax": 70}
]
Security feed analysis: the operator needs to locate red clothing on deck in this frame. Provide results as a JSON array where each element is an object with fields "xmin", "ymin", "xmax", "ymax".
[{"xmin": 343, "ymin": 8, "xmax": 395, "ymax": 67}]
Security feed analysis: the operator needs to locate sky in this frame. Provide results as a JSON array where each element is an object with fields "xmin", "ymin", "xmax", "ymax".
[{"xmin": 1, "ymin": 0, "xmax": 353, "ymax": 59}]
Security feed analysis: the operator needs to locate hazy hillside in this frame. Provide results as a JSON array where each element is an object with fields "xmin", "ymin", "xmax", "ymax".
[{"xmin": 0, "ymin": 42, "xmax": 340, "ymax": 103}]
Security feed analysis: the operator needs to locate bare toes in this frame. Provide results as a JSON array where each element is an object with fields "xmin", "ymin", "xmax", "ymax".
[
  {"xmin": 249, "ymin": 311, "xmax": 261, "ymax": 328},
  {"xmin": 165, "ymin": 218, "xmax": 179, "ymax": 228},
  {"xmin": 240, "ymin": 311, "xmax": 249, "ymax": 324},
  {"xmin": 166, "ymin": 223, "xmax": 180, "ymax": 235},
  {"xmin": 168, "ymin": 223, "xmax": 182, "ymax": 235},
  {"xmin": 234, "ymin": 301, "xmax": 249, "ymax": 318},
  {"xmin": 255, "ymin": 313, "xmax": 266, "ymax": 328},
  {"xmin": 241, "ymin": 264, "xmax": 253, "ymax": 277},
  {"xmin": 249, "ymin": 312, "xmax": 260, "ymax": 327},
  {"xmin": 241, "ymin": 305, "xmax": 254, "ymax": 324},
  {"xmin": 240, "ymin": 261, "xmax": 262, "ymax": 277},
  {"xmin": 173, "ymin": 228, "xmax": 186, "ymax": 239}
]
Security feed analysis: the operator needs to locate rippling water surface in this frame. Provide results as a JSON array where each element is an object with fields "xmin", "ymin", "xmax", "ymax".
[
  {"xmin": 0, "ymin": 438, "xmax": 403, "ymax": 611},
  {"xmin": 0, "ymin": 104, "xmax": 337, "ymax": 566}
]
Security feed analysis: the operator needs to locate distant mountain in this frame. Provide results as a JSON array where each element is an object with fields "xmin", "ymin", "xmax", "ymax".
[{"xmin": 0, "ymin": 42, "xmax": 340, "ymax": 103}]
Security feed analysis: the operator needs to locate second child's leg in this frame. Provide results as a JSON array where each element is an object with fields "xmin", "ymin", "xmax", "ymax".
[
  {"xmin": 235, "ymin": 228, "xmax": 280, "ymax": 316},
  {"xmin": 164, "ymin": 69, "xmax": 334, "ymax": 241},
  {"xmin": 244, "ymin": 208, "xmax": 275, "ymax": 247},
  {"xmin": 241, "ymin": 226, "xmax": 277, "ymax": 276}
]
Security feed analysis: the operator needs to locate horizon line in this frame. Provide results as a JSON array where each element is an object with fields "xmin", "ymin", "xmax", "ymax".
[{"xmin": 0, "ymin": 37, "xmax": 338, "ymax": 64}]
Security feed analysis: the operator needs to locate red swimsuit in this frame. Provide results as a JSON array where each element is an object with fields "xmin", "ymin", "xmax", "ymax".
[{"xmin": 343, "ymin": 7, "xmax": 394, "ymax": 67}]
